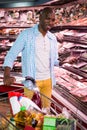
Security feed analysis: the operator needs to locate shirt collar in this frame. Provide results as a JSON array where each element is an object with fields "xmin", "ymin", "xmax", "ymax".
[{"xmin": 34, "ymin": 24, "xmax": 53, "ymax": 39}]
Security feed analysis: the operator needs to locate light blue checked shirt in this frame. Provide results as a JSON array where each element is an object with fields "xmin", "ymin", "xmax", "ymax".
[{"xmin": 3, "ymin": 24, "xmax": 59, "ymax": 88}]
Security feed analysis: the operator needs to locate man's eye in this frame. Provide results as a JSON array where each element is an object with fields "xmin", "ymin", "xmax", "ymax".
[{"xmin": 46, "ymin": 18, "xmax": 55, "ymax": 22}]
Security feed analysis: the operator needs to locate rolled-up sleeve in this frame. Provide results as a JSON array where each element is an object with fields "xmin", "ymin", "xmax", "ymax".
[
  {"xmin": 54, "ymin": 39, "xmax": 59, "ymax": 66},
  {"xmin": 3, "ymin": 30, "xmax": 27, "ymax": 69}
]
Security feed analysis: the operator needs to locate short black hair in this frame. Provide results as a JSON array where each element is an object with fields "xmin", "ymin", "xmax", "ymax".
[
  {"xmin": 36, "ymin": 7, "xmax": 55, "ymax": 15},
  {"xmin": 40, "ymin": 7, "xmax": 55, "ymax": 15}
]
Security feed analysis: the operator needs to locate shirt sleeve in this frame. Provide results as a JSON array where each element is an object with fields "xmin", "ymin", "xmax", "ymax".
[
  {"xmin": 3, "ymin": 29, "xmax": 27, "ymax": 69},
  {"xmin": 54, "ymin": 37, "xmax": 59, "ymax": 66}
]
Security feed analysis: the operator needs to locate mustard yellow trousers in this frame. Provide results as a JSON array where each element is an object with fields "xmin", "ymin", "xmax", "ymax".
[{"xmin": 24, "ymin": 78, "xmax": 52, "ymax": 108}]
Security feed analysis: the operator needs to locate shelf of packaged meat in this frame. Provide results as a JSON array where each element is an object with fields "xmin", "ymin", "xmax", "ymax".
[
  {"xmin": 52, "ymin": 86, "xmax": 87, "ymax": 130},
  {"xmin": 55, "ymin": 26, "xmax": 87, "ymax": 74},
  {"xmin": 0, "ymin": 35, "xmax": 17, "ymax": 40},
  {"xmin": 53, "ymin": 26, "xmax": 87, "ymax": 130},
  {"xmin": 62, "ymin": 65, "xmax": 87, "ymax": 78},
  {"xmin": 51, "ymin": 26, "xmax": 87, "ymax": 32}
]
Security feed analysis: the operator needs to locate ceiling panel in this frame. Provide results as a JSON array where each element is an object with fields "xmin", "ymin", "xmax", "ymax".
[
  {"xmin": 0, "ymin": 0, "xmax": 50, "ymax": 8},
  {"xmin": 0, "ymin": 0, "xmax": 78, "ymax": 8}
]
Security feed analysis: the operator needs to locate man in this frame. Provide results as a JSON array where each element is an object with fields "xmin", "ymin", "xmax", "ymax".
[{"xmin": 3, "ymin": 7, "xmax": 59, "ymax": 109}]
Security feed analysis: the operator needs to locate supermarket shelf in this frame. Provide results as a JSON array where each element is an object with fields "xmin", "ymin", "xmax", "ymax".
[{"xmin": 52, "ymin": 87, "xmax": 87, "ymax": 130}]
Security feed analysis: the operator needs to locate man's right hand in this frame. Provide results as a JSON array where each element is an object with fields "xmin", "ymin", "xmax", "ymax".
[
  {"xmin": 3, "ymin": 76, "xmax": 16, "ymax": 86},
  {"xmin": 3, "ymin": 66, "xmax": 16, "ymax": 86}
]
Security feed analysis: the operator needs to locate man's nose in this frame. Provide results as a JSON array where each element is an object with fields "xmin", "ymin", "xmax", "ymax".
[{"xmin": 49, "ymin": 20, "xmax": 55, "ymax": 25}]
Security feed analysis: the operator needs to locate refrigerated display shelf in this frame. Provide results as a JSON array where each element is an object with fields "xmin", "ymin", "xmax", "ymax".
[
  {"xmin": 52, "ymin": 86, "xmax": 87, "ymax": 130},
  {"xmin": 62, "ymin": 65, "xmax": 87, "ymax": 79},
  {"xmin": 54, "ymin": 85, "xmax": 87, "ymax": 116},
  {"xmin": 63, "ymin": 35, "xmax": 87, "ymax": 45}
]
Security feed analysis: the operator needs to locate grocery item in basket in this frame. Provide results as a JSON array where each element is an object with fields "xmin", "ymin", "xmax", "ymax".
[
  {"xmin": 8, "ymin": 91, "xmax": 42, "ymax": 115},
  {"xmin": 14, "ymin": 108, "xmax": 44, "ymax": 129},
  {"xmin": 24, "ymin": 126, "xmax": 35, "ymax": 130},
  {"xmin": 56, "ymin": 108, "xmax": 76, "ymax": 130},
  {"xmin": 32, "ymin": 92, "xmax": 42, "ymax": 109},
  {"xmin": 8, "ymin": 92, "xmax": 23, "ymax": 115},
  {"xmin": 14, "ymin": 108, "xmax": 33, "ymax": 126},
  {"xmin": 56, "ymin": 117, "xmax": 75, "ymax": 130},
  {"xmin": 43, "ymin": 115, "xmax": 57, "ymax": 130}
]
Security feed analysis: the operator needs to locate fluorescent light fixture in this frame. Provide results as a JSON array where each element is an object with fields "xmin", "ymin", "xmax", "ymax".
[{"xmin": 0, "ymin": 0, "xmax": 51, "ymax": 8}]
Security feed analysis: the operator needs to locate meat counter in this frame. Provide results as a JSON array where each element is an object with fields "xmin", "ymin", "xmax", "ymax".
[
  {"xmin": 52, "ymin": 83, "xmax": 87, "ymax": 130},
  {"xmin": 52, "ymin": 25, "xmax": 87, "ymax": 130}
]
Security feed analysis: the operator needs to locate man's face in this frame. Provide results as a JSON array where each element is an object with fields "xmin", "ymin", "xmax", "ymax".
[{"xmin": 39, "ymin": 12, "xmax": 55, "ymax": 32}]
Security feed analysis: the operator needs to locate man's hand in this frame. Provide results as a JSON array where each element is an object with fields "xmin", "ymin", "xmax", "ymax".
[
  {"xmin": 3, "ymin": 66, "xmax": 16, "ymax": 86},
  {"xmin": 3, "ymin": 76, "xmax": 16, "ymax": 86},
  {"xmin": 55, "ymin": 32, "xmax": 64, "ymax": 43}
]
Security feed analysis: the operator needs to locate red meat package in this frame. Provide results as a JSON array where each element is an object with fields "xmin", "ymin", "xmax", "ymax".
[{"xmin": 32, "ymin": 92, "xmax": 42, "ymax": 109}]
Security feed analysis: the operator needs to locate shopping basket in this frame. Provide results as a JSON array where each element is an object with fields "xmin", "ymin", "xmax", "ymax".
[
  {"xmin": 0, "ymin": 76, "xmax": 76, "ymax": 130},
  {"xmin": 0, "ymin": 76, "xmax": 61, "ymax": 130}
]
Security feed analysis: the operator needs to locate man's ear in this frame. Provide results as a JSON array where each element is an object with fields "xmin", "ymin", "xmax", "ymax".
[{"xmin": 39, "ymin": 14, "xmax": 41, "ymax": 20}]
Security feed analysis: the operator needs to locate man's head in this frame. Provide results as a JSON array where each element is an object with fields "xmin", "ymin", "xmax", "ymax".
[{"xmin": 39, "ymin": 7, "xmax": 55, "ymax": 33}]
